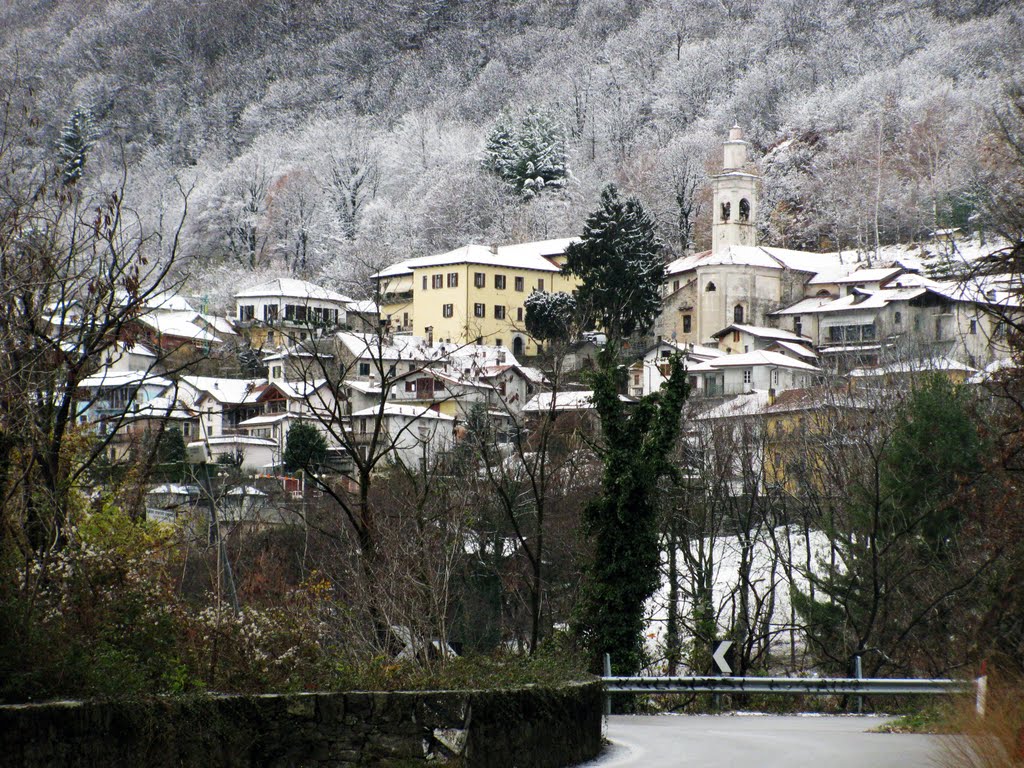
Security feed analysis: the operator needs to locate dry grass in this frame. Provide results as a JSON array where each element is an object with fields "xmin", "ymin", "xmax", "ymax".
[{"xmin": 938, "ymin": 674, "xmax": 1024, "ymax": 768}]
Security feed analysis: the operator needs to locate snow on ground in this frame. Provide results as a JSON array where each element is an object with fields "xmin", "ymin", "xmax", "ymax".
[{"xmin": 644, "ymin": 525, "xmax": 834, "ymax": 674}]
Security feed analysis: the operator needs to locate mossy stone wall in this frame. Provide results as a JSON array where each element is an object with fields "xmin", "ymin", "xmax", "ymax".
[{"xmin": 0, "ymin": 680, "xmax": 602, "ymax": 768}]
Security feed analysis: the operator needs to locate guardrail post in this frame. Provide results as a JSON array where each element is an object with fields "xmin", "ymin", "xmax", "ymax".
[
  {"xmin": 854, "ymin": 655, "xmax": 863, "ymax": 714},
  {"xmin": 603, "ymin": 653, "xmax": 612, "ymax": 716},
  {"xmin": 975, "ymin": 675, "xmax": 987, "ymax": 718}
]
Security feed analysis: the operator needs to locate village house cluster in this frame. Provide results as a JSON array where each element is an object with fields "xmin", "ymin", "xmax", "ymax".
[{"xmin": 71, "ymin": 128, "xmax": 1017, "ymax": 522}]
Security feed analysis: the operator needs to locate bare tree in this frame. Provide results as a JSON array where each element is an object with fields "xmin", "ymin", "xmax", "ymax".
[{"xmin": 0, "ymin": 143, "xmax": 190, "ymax": 561}]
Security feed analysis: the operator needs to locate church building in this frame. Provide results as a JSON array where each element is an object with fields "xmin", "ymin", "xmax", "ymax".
[{"xmin": 654, "ymin": 126, "xmax": 833, "ymax": 346}]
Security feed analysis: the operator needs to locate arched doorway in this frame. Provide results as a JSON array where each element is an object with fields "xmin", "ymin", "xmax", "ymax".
[{"xmin": 513, "ymin": 336, "xmax": 524, "ymax": 356}]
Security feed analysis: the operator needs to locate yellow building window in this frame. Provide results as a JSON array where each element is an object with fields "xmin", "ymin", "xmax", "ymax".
[
  {"xmin": 495, "ymin": 275, "xmax": 506, "ymax": 290},
  {"xmin": 474, "ymin": 272, "xmax": 486, "ymax": 288},
  {"xmin": 442, "ymin": 304, "xmax": 454, "ymax": 318},
  {"xmin": 432, "ymin": 274, "xmax": 443, "ymax": 289},
  {"xmin": 515, "ymin": 276, "xmax": 524, "ymax": 292},
  {"xmin": 494, "ymin": 305, "xmax": 506, "ymax": 320},
  {"xmin": 447, "ymin": 273, "xmax": 459, "ymax": 288}
]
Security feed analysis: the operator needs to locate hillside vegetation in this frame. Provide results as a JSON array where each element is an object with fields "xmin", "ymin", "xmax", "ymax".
[{"xmin": 3, "ymin": 0, "xmax": 1022, "ymax": 303}]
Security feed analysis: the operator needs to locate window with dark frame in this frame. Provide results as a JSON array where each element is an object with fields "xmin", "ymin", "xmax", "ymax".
[
  {"xmin": 495, "ymin": 275, "xmax": 506, "ymax": 290},
  {"xmin": 442, "ymin": 304, "xmax": 454, "ymax": 318},
  {"xmin": 474, "ymin": 303, "xmax": 485, "ymax": 318},
  {"xmin": 515, "ymin": 276, "xmax": 524, "ymax": 291},
  {"xmin": 494, "ymin": 305, "xmax": 506, "ymax": 320},
  {"xmin": 432, "ymin": 274, "xmax": 443, "ymax": 289},
  {"xmin": 683, "ymin": 315, "xmax": 692, "ymax": 333},
  {"xmin": 447, "ymin": 272, "xmax": 459, "ymax": 288},
  {"xmin": 474, "ymin": 272, "xmax": 486, "ymax": 288}
]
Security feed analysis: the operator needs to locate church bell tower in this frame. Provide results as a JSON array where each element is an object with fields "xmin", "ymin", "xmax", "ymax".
[{"xmin": 711, "ymin": 125, "xmax": 758, "ymax": 254}]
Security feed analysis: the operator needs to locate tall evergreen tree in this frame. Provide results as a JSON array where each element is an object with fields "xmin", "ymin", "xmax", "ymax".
[
  {"xmin": 564, "ymin": 184, "xmax": 664, "ymax": 340},
  {"xmin": 482, "ymin": 109, "xmax": 568, "ymax": 200},
  {"xmin": 56, "ymin": 107, "xmax": 95, "ymax": 186},
  {"xmin": 283, "ymin": 422, "xmax": 328, "ymax": 473}
]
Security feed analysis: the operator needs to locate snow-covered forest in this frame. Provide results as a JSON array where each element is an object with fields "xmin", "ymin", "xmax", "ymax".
[{"xmin": 3, "ymin": 0, "xmax": 1021, "ymax": 307}]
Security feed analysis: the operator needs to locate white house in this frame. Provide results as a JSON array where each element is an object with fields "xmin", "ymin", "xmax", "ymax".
[
  {"xmin": 235, "ymin": 278, "xmax": 351, "ymax": 348},
  {"xmin": 349, "ymin": 404, "xmax": 455, "ymax": 471}
]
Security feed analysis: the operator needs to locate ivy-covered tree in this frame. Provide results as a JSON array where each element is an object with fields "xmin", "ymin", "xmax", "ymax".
[
  {"xmin": 573, "ymin": 351, "xmax": 689, "ymax": 676},
  {"xmin": 283, "ymin": 422, "xmax": 328, "ymax": 473},
  {"xmin": 482, "ymin": 108, "xmax": 568, "ymax": 200},
  {"xmin": 524, "ymin": 289, "xmax": 577, "ymax": 342},
  {"xmin": 56, "ymin": 107, "xmax": 95, "ymax": 186},
  {"xmin": 564, "ymin": 184, "xmax": 664, "ymax": 340}
]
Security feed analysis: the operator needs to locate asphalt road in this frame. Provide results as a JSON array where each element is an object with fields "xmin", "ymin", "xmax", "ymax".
[{"xmin": 577, "ymin": 714, "xmax": 945, "ymax": 767}]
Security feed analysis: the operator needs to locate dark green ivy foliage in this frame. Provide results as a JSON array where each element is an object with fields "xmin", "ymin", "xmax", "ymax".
[
  {"xmin": 573, "ymin": 350, "xmax": 689, "ymax": 676},
  {"xmin": 564, "ymin": 184, "xmax": 664, "ymax": 339}
]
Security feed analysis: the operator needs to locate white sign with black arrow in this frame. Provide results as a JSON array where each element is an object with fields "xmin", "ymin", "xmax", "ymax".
[{"xmin": 712, "ymin": 640, "xmax": 733, "ymax": 675}]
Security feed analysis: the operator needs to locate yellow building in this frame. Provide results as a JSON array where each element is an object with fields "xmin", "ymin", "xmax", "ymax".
[{"xmin": 373, "ymin": 238, "xmax": 581, "ymax": 357}]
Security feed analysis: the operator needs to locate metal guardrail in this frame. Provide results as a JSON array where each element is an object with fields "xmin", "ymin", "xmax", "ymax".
[{"xmin": 602, "ymin": 675, "xmax": 975, "ymax": 696}]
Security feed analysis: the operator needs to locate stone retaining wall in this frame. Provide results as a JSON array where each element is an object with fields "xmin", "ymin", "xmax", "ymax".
[{"xmin": 0, "ymin": 680, "xmax": 602, "ymax": 768}]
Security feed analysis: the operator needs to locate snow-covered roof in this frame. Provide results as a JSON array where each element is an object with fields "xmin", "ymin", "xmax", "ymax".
[
  {"xmin": 200, "ymin": 314, "xmax": 238, "ymax": 336},
  {"xmin": 238, "ymin": 413, "xmax": 291, "ymax": 428},
  {"xmin": 346, "ymin": 299, "xmax": 380, "ymax": 314},
  {"xmin": 478, "ymin": 364, "xmax": 549, "ymax": 387},
  {"xmin": 337, "ymin": 332, "xmax": 438, "ymax": 363},
  {"xmin": 665, "ymin": 246, "xmax": 840, "ymax": 276},
  {"xmin": 373, "ymin": 237, "xmax": 579, "ymax": 279},
  {"xmin": 344, "ymin": 379, "xmax": 384, "ymax": 395},
  {"xmin": 771, "ymin": 296, "xmax": 835, "ymax": 316},
  {"xmin": 806, "ymin": 267, "xmax": 904, "ymax": 285},
  {"xmin": 107, "ymin": 341, "xmax": 157, "ymax": 359},
  {"xmin": 644, "ymin": 340, "xmax": 726, "ymax": 360},
  {"xmin": 143, "ymin": 292, "xmax": 196, "ymax": 312},
  {"xmin": 522, "ymin": 390, "xmax": 633, "ymax": 413},
  {"xmin": 181, "ymin": 376, "xmax": 264, "ymax": 405},
  {"xmin": 225, "ymin": 485, "xmax": 267, "ymax": 497},
  {"xmin": 120, "ymin": 396, "xmax": 193, "ymax": 421},
  {"xmin": 350, "ymin": 404, "xmax": 455, "ymax": 421},
  {"xmin": 707, "ymin": 350, "xmax": 821, "ymax": 372},
  {"xmin": 79, "ymin": 369, "xmax": 172, "ymax": 389},
  {"xmin": 775, "ymin": 288, "xmax": 927, "ymax": 316},
  {"xmin": 849, "ymin": 357, "xmax": 978, "ymax": 377},
  {"xmin": 234, "ymin": 278, "xmax": 351, "ymax": 304},
  {"xmin": 967, "ymin": 358, "xmax": 1015, "ymax": 385},
  {"xmin": 693, "ymin": 391, "xmax": 771, "ymax": 420},
  {"xmin": 710, "ymin": 324, "xmax": 812, "ymax": 343},
  {"xmin": 273, "ymin": 379, "xmax": 328, "ymax": 400},
  {"xmin": 769, "ymin": 340, "xmax": 818, "ymax": 359},
  {"xmin": 136, "ymin": 311, "xmax": 222, "ymax": 343},
  {"xmin": 187, "ymin": 436, "xmax": 277, "ymax": 448},
  {"xmin": 148, "ymin": 484, "xmax": 201, "ymax": 496}
]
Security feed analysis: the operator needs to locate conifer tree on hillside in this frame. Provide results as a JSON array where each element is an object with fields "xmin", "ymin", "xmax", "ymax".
[
  {"xmin": 56, "ymin": 107, "xmax": 95, "ymax": 186},
  {"xmin": 564, "ymin": 183, "xmax": 664, "ymax": 340},
  {"xmin": 483, "ymin": 108, "xmax": 568, "ymax": 200}
]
